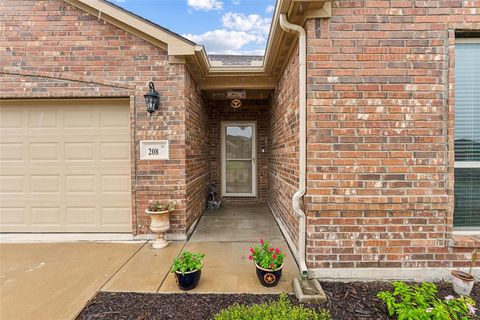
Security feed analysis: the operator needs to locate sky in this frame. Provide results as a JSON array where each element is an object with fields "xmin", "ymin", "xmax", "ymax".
[{"xmin": 111, "ymin": 0, "xmax": 276, "ymax": 55}]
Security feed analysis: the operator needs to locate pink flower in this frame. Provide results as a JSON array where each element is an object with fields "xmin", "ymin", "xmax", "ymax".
[
  {"xmin": 248, "ymin": 255, "xmax": 253, "ymax": 260},
  {"xmin": 467, "ymin": 303, "xmax": 477, "ymax": 315},
  {"xmin": 269, "ymin": 248, "xmax": 274, "ymax": 252},
  {"xmin": 272, "ymin": 254, "xmax": 277, "ymax": 260},
  {"xmin": 269, "ymin": 263, "xmax": 274, "ymax": 269},
  {"xmin": 260, "ymin": 239, "xmax": 264, "ymax": 245},
  {"xmin": 275, "ymin": 248, "xmax": 280, "ymax": 254},
  {"xmin": 250, "ymin": 247, "xmax": 255, "ymax": 253}
]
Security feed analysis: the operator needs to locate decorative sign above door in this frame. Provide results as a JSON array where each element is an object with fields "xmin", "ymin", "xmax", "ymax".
[{"xmin": 226, "ymin": 90, "xmax": 246, "ymax": 99}]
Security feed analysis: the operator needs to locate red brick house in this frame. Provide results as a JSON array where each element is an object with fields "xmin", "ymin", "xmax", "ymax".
[{"xmin": 1, "ymin": 0, "xmax": 479, "ymax": 280}]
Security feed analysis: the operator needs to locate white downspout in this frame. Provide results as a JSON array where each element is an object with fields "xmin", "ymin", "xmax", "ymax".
[{"xmin": 279, "ymin": 14, "xmax": 308, "ymax": 278}]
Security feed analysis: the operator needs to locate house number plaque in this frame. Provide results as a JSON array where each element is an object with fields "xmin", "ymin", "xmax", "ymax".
[{"xmin": 140, "ymin": 140, "xmax": 169, "ymax": 160}]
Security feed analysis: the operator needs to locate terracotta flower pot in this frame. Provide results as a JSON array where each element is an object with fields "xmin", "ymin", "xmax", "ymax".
[
  {"xmin": 451, "ymin": 270, "xmax": 475, "ymax": 295},
  {"xmin": 255, "ymin": 262, "xmax": 283, "ymax": 287},
  {"xmin": 146, "ymin": 209, "xmax": 170, "ymax": 249},
  {"xmin": 174, "ymin": 269, "xmax": 202, "ymax": 291}
]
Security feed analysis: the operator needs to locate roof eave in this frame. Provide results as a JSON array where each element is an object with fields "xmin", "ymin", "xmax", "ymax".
[
  {"xmin": 64, "ymin": 0, "xmax": 197, "ymax": 56},
  {"xmin": 63, "ymin": 0, "xmax": 332, "ymax": 90}
]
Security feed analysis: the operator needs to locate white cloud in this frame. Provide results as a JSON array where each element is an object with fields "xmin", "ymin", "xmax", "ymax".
[
  {"xmin": 221, "ymin": 12, "xmax": 270, "ymax": 35},
  {"xmin": 184, "ymin": 10, "xmax": 272, "ymax": 55},
  {"xmin": 187, "ymin": 0, "xmax": 223, "ymax": 11},
  {"xmin": 183, "ymin": 29, "xmax": 261, "ymax": 54},
  {"xmin": 232, "ymin": 0, "xmax": 240, "ymax": 4},
  {"xmin": 266, "ymin": 5, "xmax": 274, "ymax": 14}
]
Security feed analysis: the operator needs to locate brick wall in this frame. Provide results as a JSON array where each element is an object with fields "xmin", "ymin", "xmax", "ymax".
[
  {"xmin": 305, "ymin": 0, "xmax": 480, "ymax": 268},
  {"xmin": 0, "ymin": 0, "xmax": 190, "ymax": 236},
  {"xmin": 210, "ymin": 100, "xmax": 268, "ymax": 202},
  {"xmin": 185, "ymin": 70, "xmax": 209, "ymax": 232},
  {"xmin": 268, "ymin": 45, "xmax": 300, "ymax": 246}
]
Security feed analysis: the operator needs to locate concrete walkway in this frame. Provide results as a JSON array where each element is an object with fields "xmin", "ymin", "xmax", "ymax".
[
  {"xmin": 158, "ymin": 204, "xmax": 298, "ymax": 293},
  {"xmin": 104, "ymin": 204, "xmax": 298, "ymax": 294},
  {"xmin": 0, "ymin": 204, "xmax": 299, "ymax": 319},
  {"xmin": 0, "ymin": 242, "xmax": 145, "ymax": 320}
]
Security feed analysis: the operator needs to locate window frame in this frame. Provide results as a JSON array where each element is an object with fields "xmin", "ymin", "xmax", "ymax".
[{"xmin": 453, "ymin": 37, "xmax": 480, "ymax": 232}]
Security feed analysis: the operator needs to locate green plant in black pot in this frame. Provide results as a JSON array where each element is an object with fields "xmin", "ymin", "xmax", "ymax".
[{"xmin": 171, "ymin": 251, "xmax": 205, "ymax": 291}]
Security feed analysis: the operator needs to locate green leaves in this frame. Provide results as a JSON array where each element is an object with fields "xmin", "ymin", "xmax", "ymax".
[
  {"xmin": 377, "ymin": 281, "xmax": 476, "ymax": 320},
  {"xmin": 214, "ymin": 293, "xmax": 330, "ymax": 320},
  {"xmin": 148, "ymin": 201, "xmax": 175, "ymax": 212},
  {"xmin": 170, "ymin": 251, "xmax": 205, "ymax": 275}
]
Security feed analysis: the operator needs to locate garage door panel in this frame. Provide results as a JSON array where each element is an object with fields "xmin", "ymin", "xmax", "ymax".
[
  {"xmin": 0, "ymin": 207, "xmax": 26, "ymax": 226},
  {"xmin": 65, "ymin": 207, "xmax": 97, "ymax": 226},
  {"xmin": 100, "ymin": 142, "xmax": 130, "ymax": 161},
  {"xmin": 28, "ymin": 108, "xmax": 59, "ymax": 128},
  {"xmin": 31, "ymin": 175, "xmax": 61, "ymax": 194},
  {"xmin": 99, "ymin": 107, "xmax": 130, "ymax": 127},
  {"xmin": 0, "ymin": 99, "xmax": 131, "ymax": 233},
  {"xmin": 30, "ymin": 142, "xmax": 60, "ymax": 162},
  {"xmin": 63, "ymin": 108, "xmax": 95, "ymax": 128},
  {"xmin": 65, "ymin": 174, "xmax": 97, "ymax": 193},
  {"xmin": 0, "ymin": 143, "xmax": 24, "ymax": 161},
  {"xmin": 101, "ymin": 207, "xmax": 131, "ymax": 226},
  {"xmin": 0, "ymin": 109, "xmax": 24, "ymax": 128},
  {"xmin": 101, "ymin": 175, "xmax": 130, "ymax": 193},
  {"xmin": 0, "ymin": 176, "xmax": 25, "ymax": 193},
  {"xmin": 64, "ymin": 142, "xmax": 95, "ymax": 161},
  {"xmin": 31, "ymin": 207, "xmax": 61, "ymax": 225}
]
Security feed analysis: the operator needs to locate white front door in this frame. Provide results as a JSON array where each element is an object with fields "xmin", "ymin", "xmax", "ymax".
[{"xmin": 221, "ymin": 122, "xmax": 256, "ymax": 197}]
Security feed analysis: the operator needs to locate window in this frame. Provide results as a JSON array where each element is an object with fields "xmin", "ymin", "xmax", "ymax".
[{"xmin": 454, "ymin": 39, "xmax": 480, "ymax": 228}]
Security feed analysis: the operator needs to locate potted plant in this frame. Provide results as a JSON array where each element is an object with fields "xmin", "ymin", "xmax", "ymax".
[
  {"xmin": 171, "ymin": 251, "xmax": 205, "ymax": 291},
  {"xmin": 248, "ymin": 239, "xmax": 285, "ymax": 287},
  {"xmin": 145, "ymin": 201, "xmax": 175, "ymax": 249},
  {"xmin": 452, "ymin": 249, "xmax": 478, "ymax": 295}
]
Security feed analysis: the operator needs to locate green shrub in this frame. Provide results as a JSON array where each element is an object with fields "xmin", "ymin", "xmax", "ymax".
[
  {"xmin": 377, "ymin": 281, "xmax": 476, "ymax": 320},
  {"xmin": 214, "ymin": 293, "xmax": 330, "ymax": 320}
]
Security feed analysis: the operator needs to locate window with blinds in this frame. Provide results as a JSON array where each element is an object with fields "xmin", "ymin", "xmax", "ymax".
[{"xmin": 454, "ymin": 40, "xmax": 480, "ymax": 228}]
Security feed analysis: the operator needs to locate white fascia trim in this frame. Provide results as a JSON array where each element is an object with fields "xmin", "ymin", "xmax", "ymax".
[
  {"xmin": 453, "ymin": 230, "xmax": 480, "ymax": 235},
  {"xmin": 454, "ymin": 161, "xmax": 480, "ymax": 168},
  {"xmin": 309, "ymin": 267, "xmax": 480, "ymax": 282},
  {"xmin": 0, "ymin": 233, "xmax": 143, "ymax": 243}
]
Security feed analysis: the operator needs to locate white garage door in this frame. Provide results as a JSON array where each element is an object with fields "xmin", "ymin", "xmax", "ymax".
[{"xmin": 0, "ymin": 99, "xmax": 132, "ymax": 232}]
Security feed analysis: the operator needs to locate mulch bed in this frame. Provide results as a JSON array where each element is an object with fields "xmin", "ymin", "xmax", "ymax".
[{"xmin": 76, "ymin": 281, "xmax": 480, "ymax": 320}]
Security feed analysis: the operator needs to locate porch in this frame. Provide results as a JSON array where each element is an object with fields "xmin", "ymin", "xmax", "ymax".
[{"xmin": 110, "ymin": 204, "xmax": 299, "ymax": 294}]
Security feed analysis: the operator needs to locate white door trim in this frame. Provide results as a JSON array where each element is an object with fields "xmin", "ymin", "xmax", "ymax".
[{"xmin": 220, "ymin": 121, "xmax": 257, "ymax": 197}]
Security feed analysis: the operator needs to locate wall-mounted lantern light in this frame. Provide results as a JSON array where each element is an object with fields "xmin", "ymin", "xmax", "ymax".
[{"xmin": 144, "ymin": 82, "xmax": 159, "ymax": 116}]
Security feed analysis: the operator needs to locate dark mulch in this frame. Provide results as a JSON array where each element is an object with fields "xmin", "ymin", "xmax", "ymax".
[{"xmin": 76, "ymin": 281, "xmax": 480, "ymax": 320}]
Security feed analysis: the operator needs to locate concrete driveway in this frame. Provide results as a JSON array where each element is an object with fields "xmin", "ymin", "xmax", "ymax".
[{"xmin": 0, "ymin": 242, "xmax": 145, "ymax": 320}]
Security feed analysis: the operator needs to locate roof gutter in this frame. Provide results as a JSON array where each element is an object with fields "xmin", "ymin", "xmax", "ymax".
[{"xmin": 279, "ymin": 14, "xmax": 308, "ymax": 279}]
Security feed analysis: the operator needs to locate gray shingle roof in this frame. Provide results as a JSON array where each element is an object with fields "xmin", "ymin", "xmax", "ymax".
[{"xmin": 208, "ymin": 55, "xmax": 264, "ymax": 66}]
